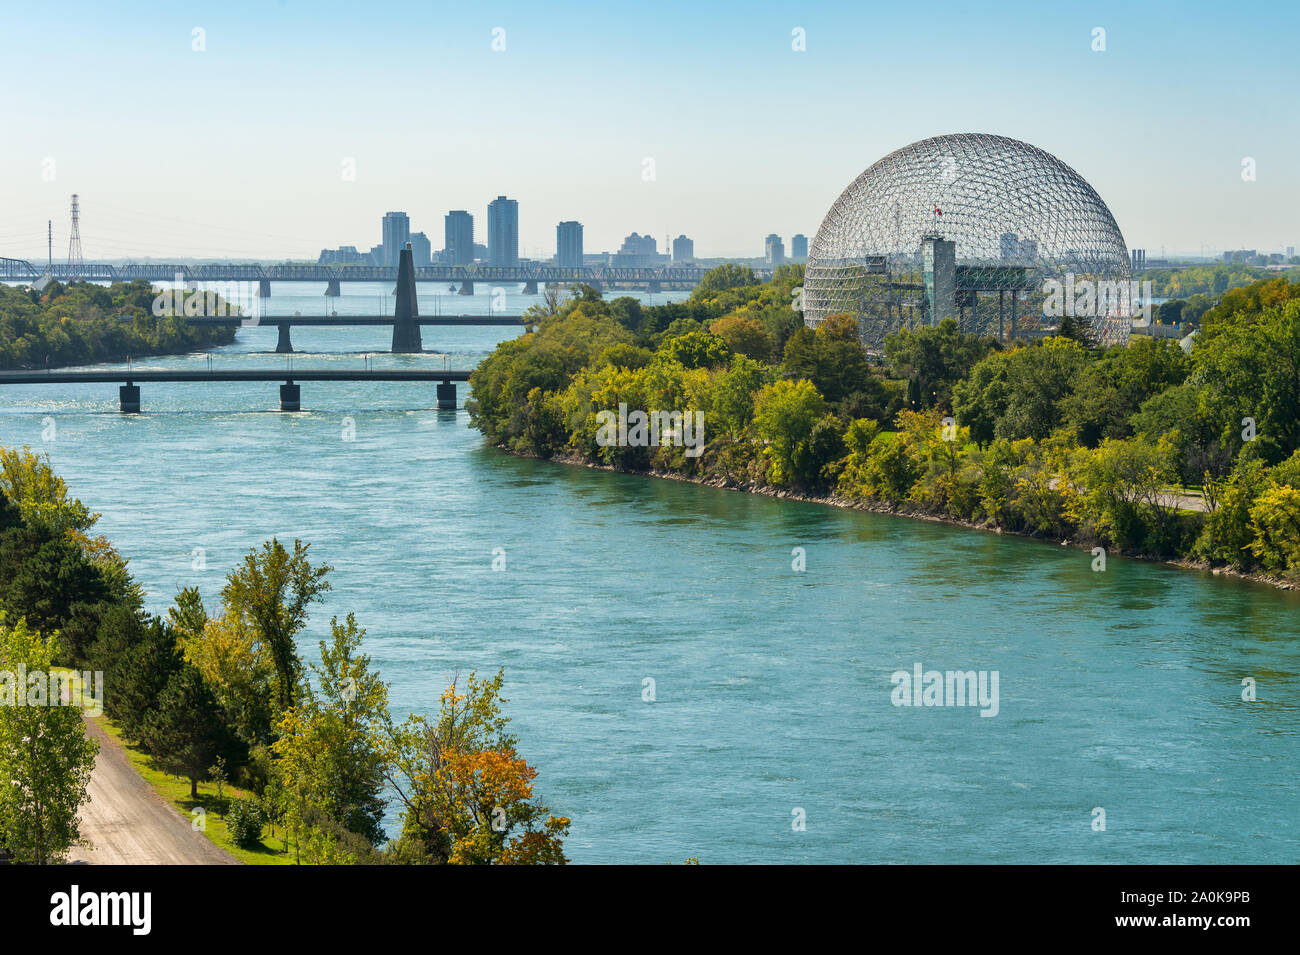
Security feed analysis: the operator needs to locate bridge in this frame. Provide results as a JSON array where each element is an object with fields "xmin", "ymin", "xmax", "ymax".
[
  {"xmin": 186, "ymin": 314, "xmax": 526, "ymax": 352},
  {"xmin": 0, "ymin": 244, "xmax": 476, "ymax": 412},
  {"xmin": 0, "ymin": 367, "xmax": 471, "ymax": 413},
  {"xmin": 0, "ymin": 256, "xmax": 729, "ymax": 292}
]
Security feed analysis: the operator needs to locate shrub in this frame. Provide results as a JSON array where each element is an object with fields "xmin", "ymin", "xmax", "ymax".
[{"xmin": 226, "ymin": 797, "xmax": 265, "ymax": 848}]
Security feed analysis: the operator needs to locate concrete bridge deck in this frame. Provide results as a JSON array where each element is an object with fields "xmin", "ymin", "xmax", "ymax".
[{"xmin": 0, "ymin": 367, "xmax": 471, "ymax": 412}]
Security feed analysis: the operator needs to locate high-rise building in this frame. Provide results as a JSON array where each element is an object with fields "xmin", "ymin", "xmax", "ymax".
[
  {"xmin": 444, "ymin": 211, "xmax": 474, "ymax": 266},
  {"xmin": 1288, "ymin": 246, "xmax": 1296, "ymax": 259},
  {"xmin": 1000, "ymin": 232, "xmax": 1019, "ymax": 260},
  {"xmin": 382, "ymin": 212, "xmax": 410, "ymax": 267},
  {"xmin": 791, "ymin": 234, "xmax": 808, "ymax": 259},
  {"xmin": 557, "ymin": 221, "xmax": 583, "ymax": 268},
  {"xmin": 318, "ymin": 245, "xmax": 363, "ymax": 265},
  {"xmin": 1130, "ymin": 248, "xmax": 1146, "ymax": 271},
  {"xmin": 765, "ymin": 234, "xmax": 785, "ymax": 266},
  {"xmin": 672, "ymin": 235, "xmax": 695, "ymax": 262},
  {"xmin": 487, "ymin": 196, "xmax": 519, "ymax": 267},
  {"xmin": 611, "ymin": 232, "xmax": 665, "ymax": 267},
  {"xmin": 410, "ymin": 232, "xmax": 432, "ymax": 268}
]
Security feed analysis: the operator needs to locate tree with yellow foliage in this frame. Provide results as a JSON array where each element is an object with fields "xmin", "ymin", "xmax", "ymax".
[{"xmin": 386, "ymin": 669, "xmax": 569, "ymax": 865}]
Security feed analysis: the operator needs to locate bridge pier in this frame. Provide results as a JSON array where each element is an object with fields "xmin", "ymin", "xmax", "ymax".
[
  {"xmin": 391, "ymin": 244, "xmax": 423, "ymax": 353},
  {"xmin": 522, "ymin": 280, "xmax": 538, "ymax": 294},
  {"xmin": 437, "ymin": 381, "xmax": 457, "ymax": 411},
  {"xmin": 259, "ymin": 279, "xmax": 271, "ymax": 298},
  {"xmin": 325, "ymin": 278, "xmax": 341, "ymax": 296},
  {"xmin": 280, "ymin": 383, "xmax": 301, "ymax": 411},
  {"xmin": 648, "ymin": 280, "xmax": 661, "ymax": 293},
  {"xmin": 458, "ymin": 281, "xmax": 474, "ymax": 295},
  {"xmin": 119, "ymin": 383, "xmax": 140, "ymax": 414},
  {"xmin": 275, "ymin": 324, "xmax": 294, "ymax": 353}
]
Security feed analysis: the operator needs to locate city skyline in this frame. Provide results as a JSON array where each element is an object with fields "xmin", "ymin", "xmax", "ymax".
[{"xmin": 1, "ymin": 0, "xmax": 1297, "ymax": 261}]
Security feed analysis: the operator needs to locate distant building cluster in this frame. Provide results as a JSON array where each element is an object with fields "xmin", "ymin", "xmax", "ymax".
[
  {"xmin": 315, "ymin": 202, "xmax": 804, "ymax": 270},
  {"xmin": 317, "ymin": 202, "xmax": 713, "ymax": 271},
  {"xmin": 611, "ymin": 233, "xmax": 667, "ymax": 268},
  {"xmin": 1222, "ymin": 248, "xmax": 1294, "ymax": 266},
  {"xmin": 762, "ymin": 233, "xmax": 808, "ymax": 266}
]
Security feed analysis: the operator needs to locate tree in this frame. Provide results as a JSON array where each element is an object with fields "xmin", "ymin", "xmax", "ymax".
[
  {"xmin": 661, "ymin": 330, "xmax": 732, "ymax": 369},
  {"xmin": 709, "ymin": 313, "xmax": 774, "ymax": 361},
  {"xmin": 694, "ymin": 263, "xmax": 758, "ymax": 296},
  {"xmin": 220, "ymin": 538, "xmax": 331, "ymax": 713},
  {"xmin": 884, "ymin": 318, "xmax": 995, "ymax": 412},
  {"xmin": 386, "ymin": 669, "xmax": 569, "ymax": 865},
  {"xmin": 0, "ymin": 530, "xmax": 111, "ymax": 638},
  {"xmin": 782, "ymin": 315, "xmax": 887, "ymax": 417},
  {"xmin": 1193, "ymin": 295, "xmax": 1300, "ymax": 463},
  {"xmin": 182, "ymin": 609, "xmax": 276, "ymax": 747},
  {"xmin": 1247, "ymin": 485, "xmax": 1300, "ymax": 577},
  {"xmin": 1070, "ymin": 433, "xmax": 1180, "ymax": 552},
  {"xmin": 752, "ymin": 379, "xmax": 833, "ymax": 487},
  {"xmin": 271, "ymin": 615, "xmax": 390, "ymax": 852},
  {"xmin": 142, "ymin": 661, "xmax": 246, "ymax": 799},
  {"xmin": 101, "ymin": 614, "xmax": 181, "ymax": 741},
  {"xmin": 0, "ymin": 621, "xmax": 98, "ymax": 864}
]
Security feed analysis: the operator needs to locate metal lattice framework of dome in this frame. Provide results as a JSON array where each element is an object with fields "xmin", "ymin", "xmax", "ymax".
[{"xmin": 803, "ymin": 133, "xmax": 1134, "ymax": 349}]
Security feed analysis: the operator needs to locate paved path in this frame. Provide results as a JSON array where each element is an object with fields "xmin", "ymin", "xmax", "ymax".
[{"xmin": 68, "ymin": 718, "xmax": 238, "ymax": 865}]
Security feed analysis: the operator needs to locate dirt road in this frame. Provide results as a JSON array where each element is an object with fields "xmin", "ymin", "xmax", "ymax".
[{"xmin": 68, "ymin": 718, "xmax": 238, "ymax": 865}]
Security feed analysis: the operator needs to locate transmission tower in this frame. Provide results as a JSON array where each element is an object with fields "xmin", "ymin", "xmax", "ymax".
[{"xmin": 67, "ymin": 194, "xmax": 83, "ymax": 281}]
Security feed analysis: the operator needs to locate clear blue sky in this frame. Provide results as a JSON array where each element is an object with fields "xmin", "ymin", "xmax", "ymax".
[{"xmin": 1, "ymin": 0, "xmax": 1296, "ymax": 261}]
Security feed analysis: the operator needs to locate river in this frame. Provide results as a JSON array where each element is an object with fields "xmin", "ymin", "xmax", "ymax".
[{"xmin": 1, "ymin": 281, "xmax": 1296, "ymax": 863}]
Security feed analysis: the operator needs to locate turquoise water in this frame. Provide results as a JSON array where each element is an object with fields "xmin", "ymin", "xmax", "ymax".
[{"xmin": 1, "ymin": 283, "xmax": 1296, "ymax": 863}]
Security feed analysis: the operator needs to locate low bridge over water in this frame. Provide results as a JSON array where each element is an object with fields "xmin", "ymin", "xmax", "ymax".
[
  {"xmin": 186, "ymin": 314, "xmax": 525, "ymax": 353},
  {"xmin": 0, "ymin": 367, "xmax": 471, "ymax": 413}
]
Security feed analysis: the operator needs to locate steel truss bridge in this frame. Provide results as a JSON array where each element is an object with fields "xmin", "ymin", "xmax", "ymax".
[{"xmin": 0, "ymin": 257, "xmax": 729, "ymax": 286}]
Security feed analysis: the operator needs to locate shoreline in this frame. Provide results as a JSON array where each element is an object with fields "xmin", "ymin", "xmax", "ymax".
[{"xmin": 513, "ymin": 446, "xmax": 1298, "ymax": 595}]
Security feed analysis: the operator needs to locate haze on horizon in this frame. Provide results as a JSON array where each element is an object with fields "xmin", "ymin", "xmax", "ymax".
[{"xmin": 1, "ymin": 0, "xmax": 1295, "ymax": 264}]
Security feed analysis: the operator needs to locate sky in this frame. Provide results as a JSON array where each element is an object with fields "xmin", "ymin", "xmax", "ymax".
[{"xmin": 1, "ymin": 0, "xmax": 1297, "ymax": 262}]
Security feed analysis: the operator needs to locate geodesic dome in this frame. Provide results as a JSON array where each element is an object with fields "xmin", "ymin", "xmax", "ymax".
[{"xmin": 804, "ymin": 133, "xmax": 1133, "ymax": 349}]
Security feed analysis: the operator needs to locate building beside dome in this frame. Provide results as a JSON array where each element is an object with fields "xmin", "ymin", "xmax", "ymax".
[{"xmin": 803, "ymin": 133, "xmax": 1134, "ymax": 349}]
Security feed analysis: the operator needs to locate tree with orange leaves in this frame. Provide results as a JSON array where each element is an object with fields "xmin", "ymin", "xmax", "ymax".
[{"xmin": 386, "ymin": 669, "xmax": 569, "ymax": 865}]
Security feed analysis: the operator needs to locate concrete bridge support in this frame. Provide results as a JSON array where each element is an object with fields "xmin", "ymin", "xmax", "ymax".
[
  {"xmin": 648, "ymin": 280, "xmax": 662, "ymax": 293},
  {"xmin": 325, "ymin": 277, "xmax": 341, "ymax": 296},
  {"xmin": 119, "ymin": 384, "xmax": 140, "ymax": 414},
  {"xmin": 391, "ymin": 245, "xmax": 423, "ymax": 353},
  {"xmin": 280, "ymin": 383, "xmax": 301, "ymax": 411},
  {"xmin": 437, "ymin": 381, "xmax": 457, "ymax": 410},
  {"xmin": 259, "ymin": 279, "xmax": 271, "ymax": 298},
  {"xmin": 458, "ymin": 281, "xmax": 474, "ymax": 295},
  {"xmin": 522, "ymin": 280, "xmax": 538, "ymax": 294},
  {"xmin": 275, "ymin": 324, "xmax": 294, "ymax": 353}
]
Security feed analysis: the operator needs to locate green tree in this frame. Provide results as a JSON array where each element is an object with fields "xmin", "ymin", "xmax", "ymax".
[
  {"xmin": 271, "ymin": 615, "xmax": 390, "ymax": 851},
  {"xmin": 884, "ymin": 318, "xmax": 995, "ymax": 411},
  {"xmin": 0, "ymin": 621, "xmax": 98, "ymax": 864},
  {"xmin": 661, "ymin": 330, "xmax": 732, "ymax": 369},
  {"xmin": 752, "ymin": 379, "xmax": 833, "ymax": 487},
  {"xmin": 220, "ymin": 538, "xmax": 331, "ymax": 714},
  {"xmin": 1193, "ymin": 294, "xmax": 1300, "ymax": 463},
  {"xmin": 1247, "ymin": 485, "xmax": 1300, "ymax": 577},
  {"xmin": 693, "ymin": 263, "xmax": 759, "ymax": 296},
  {"xmin": 142, "ymin": 660, "xmax": 246, "ymax": 799}
]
